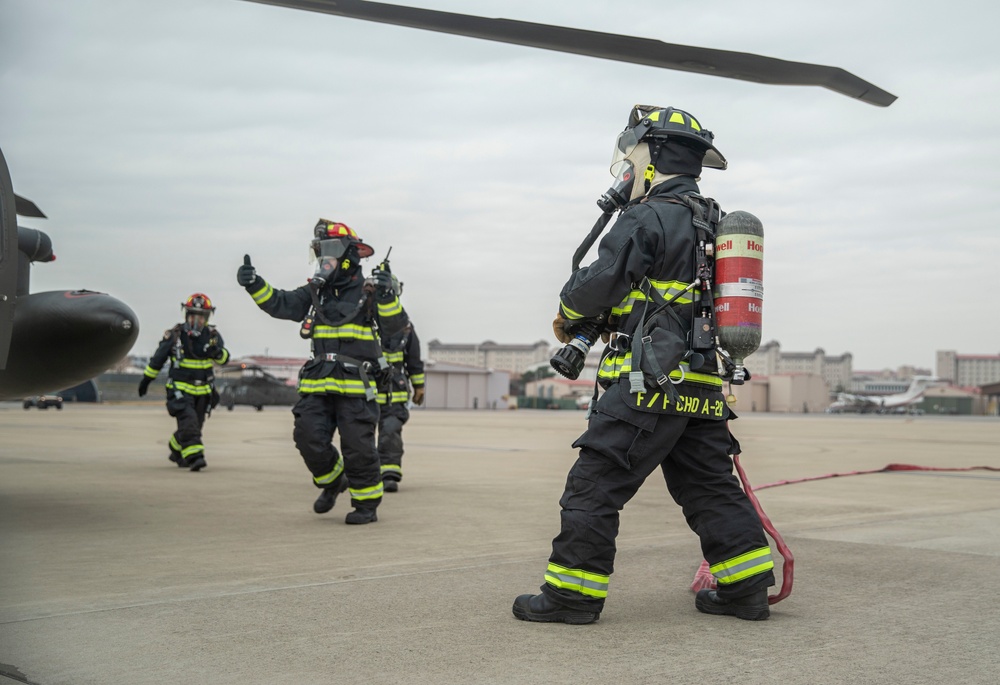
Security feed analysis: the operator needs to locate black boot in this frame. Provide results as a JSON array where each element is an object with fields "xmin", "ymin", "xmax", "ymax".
[
  {"xmin": 188, "ymin": 455, "xmax": 207, "ymax": 472},
  {"xmin": 383, "ymin": 478, "xmax": 399, "ymax": 493},
  {"xmin": 695, "ymin": 588, "xmax": 770, "ymax": 621},
  {"xmin": 313, "ymin": 476, "xmax": 348, "ymax": 514},
  {"xmin": 512, "ymin": 593, "xmax": 600, "ymax": 625},
  {"xmin": 168, "ymin": 451, "xmax": 185, "ymax": 467},
  {"xmin": 345, "ymin": 507, "xmax": 378, "ymax": 525}
]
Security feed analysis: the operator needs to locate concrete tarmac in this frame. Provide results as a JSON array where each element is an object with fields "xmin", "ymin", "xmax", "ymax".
[{"xmin": 1, "ymin": 404, "xmax": 999, "ymax": 685}]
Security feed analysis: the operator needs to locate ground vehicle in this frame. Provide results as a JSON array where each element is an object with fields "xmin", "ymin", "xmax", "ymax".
[
  {"xmin": 216, "ymin": 363, "xmax": 298, "ymax": 411},
  {"xmin": 23, "ymin": 394, "xmax": 63, "ymax": 410}
]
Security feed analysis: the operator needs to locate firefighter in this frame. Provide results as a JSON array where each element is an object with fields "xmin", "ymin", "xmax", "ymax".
[
  {"xmin": 512, "ymin": 106, "xmax": 775, "ymax": 624},
  {"xmin": 138, "ymin": 293, "xmax": 230, "ymax": 471},
  {"xmin": 376, "ymin": 277, "xmax": 425, "ymax": 492},
  {"xmin": 236, "ymin": 220, "xmax": 407, "ymax": 525}
]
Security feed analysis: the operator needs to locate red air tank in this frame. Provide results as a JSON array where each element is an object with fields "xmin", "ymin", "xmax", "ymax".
[{"xmin": 713, "ymin": 210, "xmax": 764, "ymax": 382}]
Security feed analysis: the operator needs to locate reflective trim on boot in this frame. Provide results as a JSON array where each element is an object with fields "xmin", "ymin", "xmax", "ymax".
[
  {"xmin": 511, "ymin": 593, "xmax": 600, "ymax": 625},
  {"xmin": 695, "ymin": 588, "xmax": 770, "ymax": 621}
]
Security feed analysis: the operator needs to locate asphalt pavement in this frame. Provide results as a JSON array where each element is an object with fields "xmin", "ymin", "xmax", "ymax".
[{"xmin": 2, "ymin": 404, "xmax": 999, "ymax": 685}]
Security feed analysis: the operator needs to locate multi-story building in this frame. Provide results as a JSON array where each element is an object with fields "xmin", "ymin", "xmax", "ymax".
[
  {"xmin": 427, "ymin": 339, "xmax": 552, "ymax": 375},
  {"xmin": 743, "ymin": 340, "xmax": 852, "ymax": 392},
  {"xmin": 936, "ymin": 350, "xmax": 1000, "ymax": 386}
]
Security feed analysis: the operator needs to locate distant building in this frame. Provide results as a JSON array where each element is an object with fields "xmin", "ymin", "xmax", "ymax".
[
  {"xmin": 744, "ymin": 340, "xmax": 851, "ymax": 392},
  {"xmin": 427, "ymin": 339, "xmax": 552, "ymax": 374},
  {"xmin": 727, "ymin": 373, "xmax": 829, "ymax": 413},
  {"xmin": 936, "ymin": 350, "xmax": 1000, "ymax": 386},
  {"xmin": 422, "ymin": 361, "xmax": 509, "ymax": 410},
  {"xmin": 914, "ymin": 384, "xmax": 982, "ymax": 416},
  {"xmin": 848, "ymin": 367, "xmax": 934, "ymax": 393}
]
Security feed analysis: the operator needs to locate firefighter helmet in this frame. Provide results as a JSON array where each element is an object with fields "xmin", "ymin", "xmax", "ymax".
[
  {"xmin": 182, "ymin": 293, "xmax": 215, "ymax": 316},
  {"xmin": 612, "ymin": 105, "xmax": 727, "ymax": 173},
  {"xmin": 312, "ymin": 219, "xmax": 374, "ymax": 259}
]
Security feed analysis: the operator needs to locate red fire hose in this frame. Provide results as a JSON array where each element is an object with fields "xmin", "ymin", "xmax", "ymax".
[{"xmin": 690, "ymin": 460, "xmax": 1000, "ymax": 604}]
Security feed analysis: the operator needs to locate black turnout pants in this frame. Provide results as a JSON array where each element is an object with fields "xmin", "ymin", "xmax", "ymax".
[
  {"xmin": 377, "ymin": 402, "xmax": 410, "ymax": 482},
  {"xmin": 167, "ymin": 391, "xmax": 210, "ymax": 458},
  {"xmin": 545, "ymin": 400, "xmax": 774, "ymax": 612},
  {"xmin": 292, "ymin": 393, "xmax": 381, "ymax": 510}
]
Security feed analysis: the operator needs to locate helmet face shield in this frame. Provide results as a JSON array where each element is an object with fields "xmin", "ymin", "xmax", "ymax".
[
  {"xmin": 610, "ymin": 125, "xmax": 647, "ymax": 176},
  {"xmin": 185, "ymin": 312, "xmax": 208, "ymax": 332},
  {"xmin": 311, "ymin": 237, "xmax": 351, "ymax": 261}
]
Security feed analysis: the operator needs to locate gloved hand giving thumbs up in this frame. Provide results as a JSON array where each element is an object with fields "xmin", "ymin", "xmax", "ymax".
[{"xmin": 237, "ymin": 254, "xmax": 259, "ymax": 287}]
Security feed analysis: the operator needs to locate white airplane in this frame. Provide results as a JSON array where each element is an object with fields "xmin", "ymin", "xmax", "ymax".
[{"xmin": 827, "ymin": 376, "xmax": 941, "ymax": 414}]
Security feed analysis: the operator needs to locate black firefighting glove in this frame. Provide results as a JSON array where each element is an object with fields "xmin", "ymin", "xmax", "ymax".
[
  {"xmin": 371, "ymin": 268, "xmax": 395, "ymax": 301},
  {"xmin": 138, "ymin": 376, "xmax": 151, "ymax": 397},
  {"xmin": 237, "ymin": 254, "xmax": 261, "ymax": 288},
  {"xmin": 205, "ymin": 342, "xmax": 225, "ymax": 360}
]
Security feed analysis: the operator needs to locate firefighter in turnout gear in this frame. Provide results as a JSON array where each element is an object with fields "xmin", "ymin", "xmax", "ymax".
[
  {"xmin": 139, "ymin": 293, "xmax": 230, "ymax": 471},
  {"xmin": 237, "ymin": 220, "xmax": 407, "ymax": 525},
  {"xmin": 513, "ymin": 106, "xmax": 775, "ymax": 624},
  {"xmin": 376, "ymin": 276, "xmax": 425, "ymax": 492}
]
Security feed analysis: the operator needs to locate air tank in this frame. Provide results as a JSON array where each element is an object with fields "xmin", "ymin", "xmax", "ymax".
[{"xmin": 713, "ymin": 210, "xmax": 764, "ymax": 382}]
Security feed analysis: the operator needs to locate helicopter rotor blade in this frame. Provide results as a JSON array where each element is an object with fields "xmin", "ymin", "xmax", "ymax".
[{"xmin": 242, "ymin": 0, "xmax": 896, "ymax": 107}]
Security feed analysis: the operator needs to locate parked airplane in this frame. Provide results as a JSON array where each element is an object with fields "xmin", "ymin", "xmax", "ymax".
[{"xmin": 827, "ymin": 376, "xmax": 941, "ymax": 414}]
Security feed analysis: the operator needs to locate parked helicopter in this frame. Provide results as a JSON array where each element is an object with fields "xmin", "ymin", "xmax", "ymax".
[
  {"xmin": 0, "ymin": 147, "xmax": 139, "ymax": 401},
  {"xmin": 216, "ymin": 362, "xmax": 299, "ymax": 411}
]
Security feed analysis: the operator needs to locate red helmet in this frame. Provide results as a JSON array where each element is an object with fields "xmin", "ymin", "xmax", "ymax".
[
  {"xmin": 182, "ymin": 293, "xmax": 215, "ymax": 315},
  {"xmin": 313, "ymin": 219, "xmax": 374, "ymax": 258}
]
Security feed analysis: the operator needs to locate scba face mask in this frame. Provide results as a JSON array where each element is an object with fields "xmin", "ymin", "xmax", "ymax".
[
  {"xmin": 309, "ymin": 237, "xmax": 359, "ymax": 288},
  {"xmin": 184, "ymin": 312, "xmax": 208, "ymax": 334}
]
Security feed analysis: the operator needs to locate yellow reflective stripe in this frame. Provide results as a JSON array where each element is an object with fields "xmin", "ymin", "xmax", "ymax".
[
  {"xmin": 179, "ymin": 359, "xmax": 213, "ymax": 369},
  {"xmin": 313, "ymin": 324, "xmax": 375, "ymax": 340},
  {"xmin": 299, "ymin": 377, "xmax": 376, "ymax": 395},
  {"xmin": 313, "ymin": 455, "xmax": 345, "ymax": 486},
  {"xmin": 598, "ymin": 353, "xmax": 722, "ymax": 388},
  {"xmin": 669, "ymin": 110, "xmax": 685, "ymax": 124},
  {"xmin": 384, "ymin": 351, "xmax": 404, "ymax": 363},
  {"xmin": 144, "ymin": 366, "xmax": 159, "ymax": 379},
  {"xmin": 349, "ymin": 482, "xmax": 384, "ymax": 501},
  {"xmin": 180, "ymin": 443, "xmax": 204, "ymax": 458},
  {"xmin": 378, "ymin": 299, "xmax": 403, "ymax": 317},
  {"xmin": 377, "ymin": 391, "xmax": 410, "ymax": 404},
  {"xmin": 610, "ymin": 280, "xmax": 695, "ymax": 317},
  {"xmin": 169, "ymin": 436, "xmax": 181, "ymax": 451},
  {"xmin": 544, "ymin": 562, "xmax": 609, "ymax": 599},
  {"xmin": 166, "ymin": 381, "xmax": 213, "ymax": 395},
  {"xmin": 409, "ymin": 374, "xmax": 424, "ymax": 385},
  {"xmin": 215, "ymin": 349, "xmax": 230, "ymax": 365},
  {"xmin": 380, "ymin": 464, "xmax": 401, "ymax": 476},
  {"xmin": 559, "ymin": 300, "xmax": 585, "ymax": 320},
  {"xmin": 710, "ymin": 547, "xmax": 774, "ymax": 585},
  {"xmin": 251, "ymin": 282, "xmax": 273, "ymax": 305}
]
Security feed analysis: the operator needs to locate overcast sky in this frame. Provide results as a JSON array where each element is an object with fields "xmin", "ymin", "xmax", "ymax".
[{"xmin": 2, "ymin": 0, "xmax": 998, "ymax": 372}]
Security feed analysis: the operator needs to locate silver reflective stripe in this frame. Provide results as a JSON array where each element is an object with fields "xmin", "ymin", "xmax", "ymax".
[{"xmin": 711, "ymin": 547, "xmax": 774, "ymax": 585}]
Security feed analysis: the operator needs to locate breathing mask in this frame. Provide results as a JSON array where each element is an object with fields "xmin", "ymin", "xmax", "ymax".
[{"xmin": 309, "ymin": 237, "xmax": 357, "ymax": 288}]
